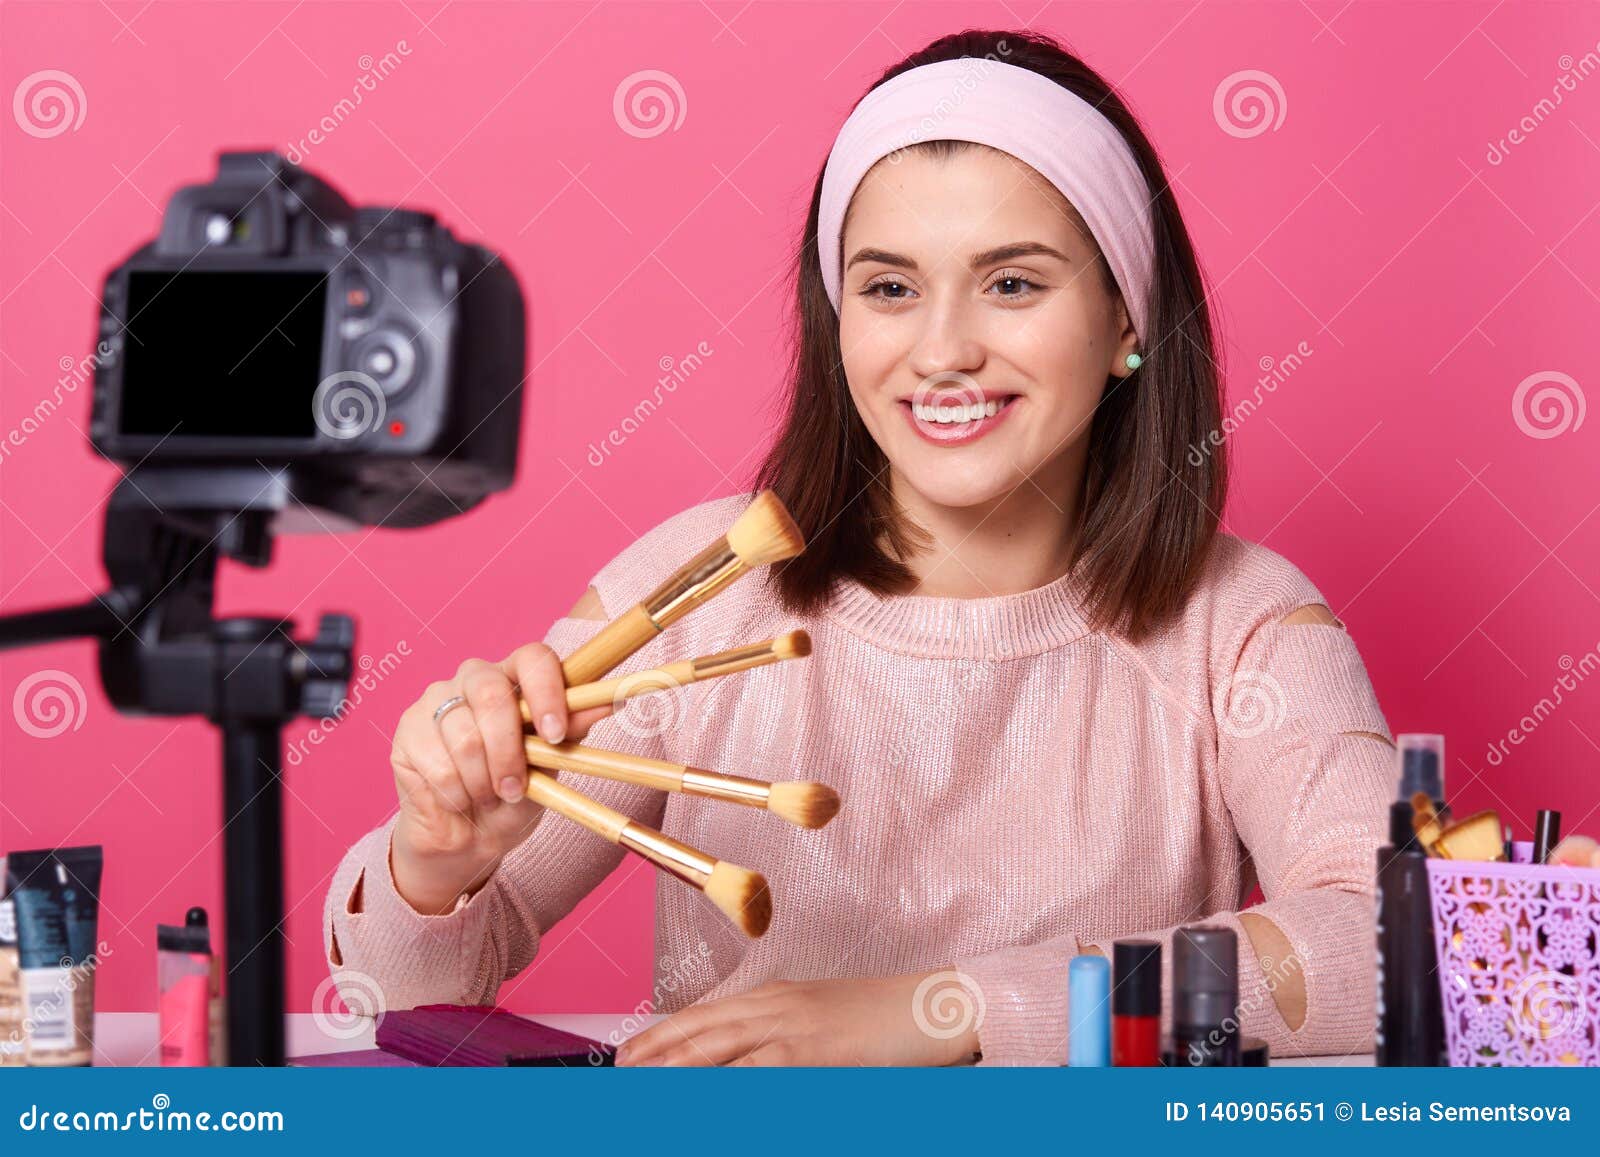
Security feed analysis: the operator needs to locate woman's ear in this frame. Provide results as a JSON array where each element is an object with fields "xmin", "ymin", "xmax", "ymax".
[{"xmin": 1109, "ymin": 297, "xmax": 1140, "ymax": 380}]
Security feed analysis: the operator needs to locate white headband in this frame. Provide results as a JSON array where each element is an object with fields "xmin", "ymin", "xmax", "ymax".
[{"xmin": 817, "ymin": 58, "xmax": 1155, "ymax": 340}]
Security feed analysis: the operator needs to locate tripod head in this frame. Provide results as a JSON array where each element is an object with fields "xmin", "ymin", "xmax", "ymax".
[{"xmin": 95, "ymin": 466, "xmax": 354, "ymax": 722}]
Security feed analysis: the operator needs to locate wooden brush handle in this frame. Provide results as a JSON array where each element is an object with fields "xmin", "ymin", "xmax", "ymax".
[
  {"xmin": 525, "ymin": 735, "xmax": 689, "ymax": 793},
  {"xmin": 518, "ymin": 666, "xmax": 689, "ymax": 723},
  {"xmin": 559, "ymin": 661, "xmax": 697, "ymax": 712},
  {"xmin": 525, "ymin": 736, "xmax": 774, "ymax": 809},
  {"xmin": 540, "ymin": 635, "xmax": 802, "ymax": 717},
  {"xmin": 523, "ymin": 771, "xmax": 629, "ymax": 842},
  {"xmin": 525, "ymin": 769, "xmax": 716, "ymax": 885},
  {"xmin": 561, "ymin": 605, "xmax": 659, "ymax": 685}
]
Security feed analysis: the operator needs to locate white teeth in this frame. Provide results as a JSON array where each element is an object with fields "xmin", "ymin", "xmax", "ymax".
[{"xmin": 912, "ymin": 397, "xmax": 1007, "ymax": 424}]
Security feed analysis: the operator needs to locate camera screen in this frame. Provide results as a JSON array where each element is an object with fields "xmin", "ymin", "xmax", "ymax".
[{"xmin": 118, "ymin": 270, "xmax": 329, "ymax": 439}]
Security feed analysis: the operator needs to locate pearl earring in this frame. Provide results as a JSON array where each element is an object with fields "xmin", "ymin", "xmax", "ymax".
[{"xmin": 1124, "ymin": 352, "xmax": 1143, "ymax": 371}]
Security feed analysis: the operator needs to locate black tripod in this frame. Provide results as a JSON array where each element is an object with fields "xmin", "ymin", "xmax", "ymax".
[{"xmin": 0, "ymin": 465, "xmax": 353, "ymax": 1067}]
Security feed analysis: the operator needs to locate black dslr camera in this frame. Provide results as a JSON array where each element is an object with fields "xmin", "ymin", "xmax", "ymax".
[
  {"xmin": 1, "ymin": 151, "xmax": 529, "ymax": 1066},
  {"xmin": 90, "ymin": 149, "xmax": 525, "ymax": 527}
]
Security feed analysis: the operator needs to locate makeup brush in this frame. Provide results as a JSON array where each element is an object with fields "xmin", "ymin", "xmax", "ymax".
[
  {"xmin": 550, "ymin": 630, "xmax": 811, "ymax": 713},
  {"xmin": 523, "ymin": 734, "xmax": 841, "ymax": 829},
  {"xmin": 1411, "ymin": 791, "xmax": 1444, "ymax": 854},
  {"xmin": 561, "ymin": 489, "xmax": 804, "ymax": 685},
  {"xmin": 523, "ymin": 770, "xmax": 772, "ymax": 937}
]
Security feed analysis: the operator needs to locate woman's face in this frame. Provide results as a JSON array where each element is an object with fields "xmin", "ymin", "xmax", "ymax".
[{"xmin": 837, "ymin": 144, "xmax": 1139, "ymax": 513}]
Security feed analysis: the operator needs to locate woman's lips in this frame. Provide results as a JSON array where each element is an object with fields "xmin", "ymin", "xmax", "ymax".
[{"xmin": 897, "ymin": 395, "xmax": 1019, "ymax": 446}]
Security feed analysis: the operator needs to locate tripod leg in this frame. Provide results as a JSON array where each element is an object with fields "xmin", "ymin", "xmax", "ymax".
[{"xmin": 221, "ymin": 721, "xmax": 286, "ymax": 1067}]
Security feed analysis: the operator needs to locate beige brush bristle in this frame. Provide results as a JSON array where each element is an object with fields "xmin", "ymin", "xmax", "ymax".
[
  {"xmin": 772, "ymin": 629, "xmax": 811, "ymax": 661},
  {"xmin": 704, "ymin": 861, "xmax": 772, "ymax": 937},
  {"xmin": 726, "ymin": 490, "xmax": 804, "ymax": 567},
  {"xmin": 765, "ymin": 781, "xmax": 840, "ymax": 829}
]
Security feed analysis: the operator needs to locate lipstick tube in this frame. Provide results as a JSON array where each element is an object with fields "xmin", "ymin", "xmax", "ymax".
[
  {"xmin": 1112, "ymin": 939, "xmax": 1161, "ymax": 1066},
  {"xmin": 1534, "ymin": 810, "xmax": 1561, "ymax": 865}
]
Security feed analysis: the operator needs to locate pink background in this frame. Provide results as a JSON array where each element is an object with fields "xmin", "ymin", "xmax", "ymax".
[{"xmin": 1, "ymin": 1, "xmax": 1597, "ymax": 1016}]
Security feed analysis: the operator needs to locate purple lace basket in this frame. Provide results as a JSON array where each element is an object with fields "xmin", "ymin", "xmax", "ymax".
[{"xmin": 1427, "ymin": 843, "xmax": 1600, "ymax": 1066}]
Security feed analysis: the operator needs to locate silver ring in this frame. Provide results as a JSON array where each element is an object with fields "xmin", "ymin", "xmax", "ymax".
[{"xmin": 432, "ymin": 695, "xmax": 468, "ymax": 725}]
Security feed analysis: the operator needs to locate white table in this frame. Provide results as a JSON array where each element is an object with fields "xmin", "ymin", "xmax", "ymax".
[
  {"xmin": 90, "ymin": 1012, "xmax": 639, "ymax": 1067},
  {"xmin": 89, "ymin": 1013, "xmax": 1371, "ymax": 1066}
]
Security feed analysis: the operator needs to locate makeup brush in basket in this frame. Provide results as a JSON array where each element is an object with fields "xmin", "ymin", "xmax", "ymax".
[{"xmin": 517, "ymin": 490, "xmax": 830, "ymax": 939}]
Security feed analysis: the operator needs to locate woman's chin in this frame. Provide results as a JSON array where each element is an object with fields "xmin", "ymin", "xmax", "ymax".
[{"xmin": 891, "ymin": 461, "xmax": 1026, "ymax": 512}]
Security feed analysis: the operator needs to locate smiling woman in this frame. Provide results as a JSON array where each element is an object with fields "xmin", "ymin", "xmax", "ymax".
[
  {"xmin": 838, "ymin": 147, "xmax": 1132, "ymax": 519},
  {"xmin": 324, "ymin": 28, "xmax": 1394, "ymax": 1067}
]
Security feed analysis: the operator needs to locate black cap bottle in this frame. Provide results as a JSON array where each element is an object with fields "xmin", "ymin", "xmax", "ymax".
[
  {"xmin": 1167, "ymin": 925, "xmax": 1241, "ymax": 1066},
  {"xmin": 1376, "ymin": 798, "xmax": 1445, "ymax": 1065}
]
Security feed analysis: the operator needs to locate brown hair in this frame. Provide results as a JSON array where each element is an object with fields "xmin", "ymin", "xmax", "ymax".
[{"xmin": 752, "ymin": 28, "xmax": 1227, "ymax": 643}]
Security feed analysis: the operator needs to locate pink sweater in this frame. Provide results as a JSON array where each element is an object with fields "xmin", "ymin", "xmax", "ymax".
[{"xmin": 324, "ymin": 492, "xmax": 1395, "ymax": 1064}]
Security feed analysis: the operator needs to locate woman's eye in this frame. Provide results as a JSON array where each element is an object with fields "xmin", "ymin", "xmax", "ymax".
[
  {"xmin": 862, "ymin": 279, "xmax": 913, "ymax": 301},
  {"xmin": 988, "ymin": 274, "xmax": 1041, "ymax": 298}
]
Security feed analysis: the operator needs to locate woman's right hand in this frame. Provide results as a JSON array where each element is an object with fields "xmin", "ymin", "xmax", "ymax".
[{"xmin": 388, "ymin": 641, "xmax": 616, "ymax": 914}]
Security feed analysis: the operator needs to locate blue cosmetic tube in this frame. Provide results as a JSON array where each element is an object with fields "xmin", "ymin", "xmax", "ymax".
[{"xmin": 1068, "ymin": 954, "xmax": 1111, "ymax": 1067}]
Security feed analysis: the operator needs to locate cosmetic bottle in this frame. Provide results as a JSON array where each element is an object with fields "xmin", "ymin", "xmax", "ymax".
[
  {"xmin": 0, "ymin": 864, "xmax": 21, "ymax": 1068},
  {"xmin": 182, "ymin": 909, "xmax": 227, "ymax": 1066},
  {"xmin": 7, "ymin": 846, "xmax": 103, "ymax": 1067},
  {"xmin": 1068, "ymin": 955, "xmax": 1110, "ymax": 1066},
  {"xmin": 1165, "ymin": 925, "xmax": 1240, "ymax": 1066},
  {"xmin": 1397, "ymin": 733, "xmax": 1444, "ymax": 809},
  {"xmin": 157, "ymin": 908, "xmax": 212, "ymax": 1066},
  {"xmin": 1375, "ymin": 797, "xmax": 1445, "ymax": 1065}
]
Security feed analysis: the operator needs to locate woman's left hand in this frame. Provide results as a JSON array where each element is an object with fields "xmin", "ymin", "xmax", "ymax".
[{"xmin": 613, "ymin": 973, "xmax": 981, "ymax": 1066}]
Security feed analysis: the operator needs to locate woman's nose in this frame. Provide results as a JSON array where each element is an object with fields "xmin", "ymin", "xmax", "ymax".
[{"xmin": 907, "ymin": 293, "xmax": 985, "ymax": 380}]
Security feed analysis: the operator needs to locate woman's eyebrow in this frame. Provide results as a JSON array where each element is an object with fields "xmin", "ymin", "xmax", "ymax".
[
  {"xmin": 969, "ymin": 241, "xmax": 1072, "ymax": 267},
  {"xmin": 845, "ymin": 246, "xmax": 918, "ymax": 272},
  {"xmin": 844, "ymin": 241, "xmax": 1072, "ymax": 273}
]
